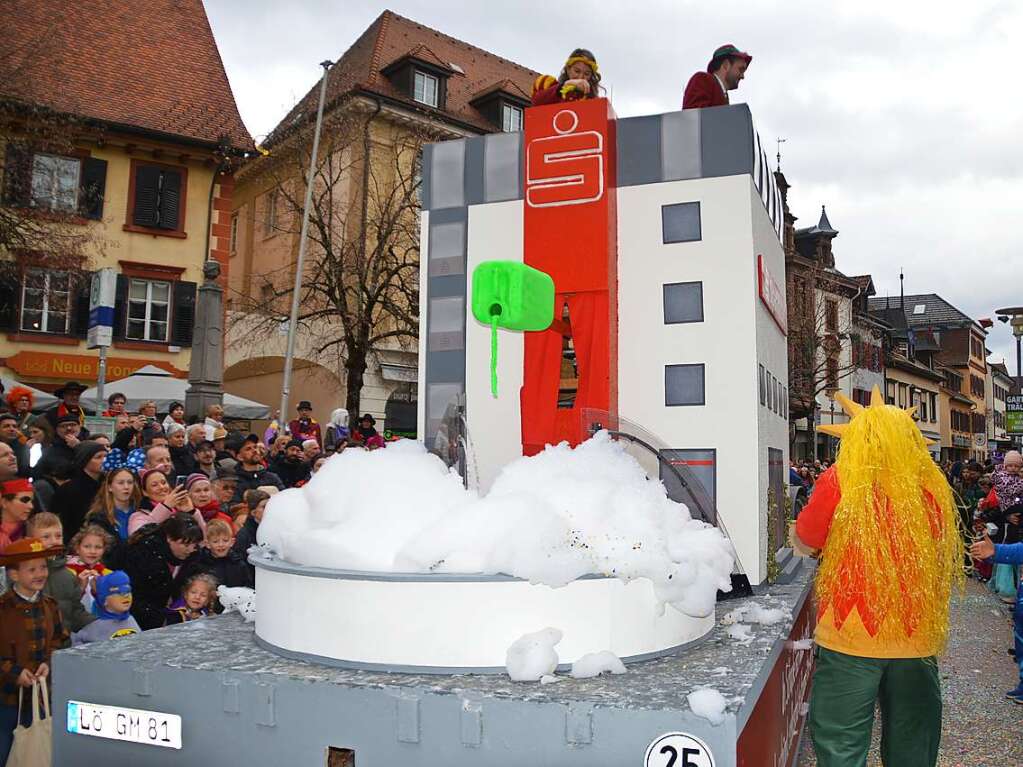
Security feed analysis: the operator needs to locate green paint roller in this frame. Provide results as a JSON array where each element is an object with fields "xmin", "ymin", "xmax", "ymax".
[{"xmin": 471, "ymin": 261, "xmax": 555, "ymax": 397}]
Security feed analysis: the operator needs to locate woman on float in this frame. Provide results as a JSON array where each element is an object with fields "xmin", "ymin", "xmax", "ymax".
[{"xmin": 531, "ymin": 48, "xmax": 602, "ymax": 106}]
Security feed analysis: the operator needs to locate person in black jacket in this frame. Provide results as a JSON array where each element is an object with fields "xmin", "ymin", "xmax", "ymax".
[
  {"xmin": 268, "ymin": 438, "xmax": 310, "ymax": 488},
  {"xmin": 124, "ymin": 514, "xmax": 204, "ymax": 630},
  {"xmin": 166, "ymin": 423, "xmax": 196, "ymax": 480},
  {"xmin": 33, "ymin": 413, "xmax": 82, "ymax": 480},
  {"xmin": 233, "ymin": 489, "xmax": 270, "ymax": 583},
  {"xmin": 231, "ymin": 440, "xmax": 283, "ymax": 504},
  {"xmin": 50, "ymin": 441, "xmax": 107, "ymax": 544}
]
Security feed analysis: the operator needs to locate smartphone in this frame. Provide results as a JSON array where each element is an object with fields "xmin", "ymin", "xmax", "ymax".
[{"xmin": 175, "ymin": 476, "xmax": 187, "ymax": 489}]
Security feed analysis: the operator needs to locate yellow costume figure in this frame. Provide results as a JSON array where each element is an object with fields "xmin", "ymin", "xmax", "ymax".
[{"xmin": 795, "ymin": 386, "xmax": 963, "ymax": 767}]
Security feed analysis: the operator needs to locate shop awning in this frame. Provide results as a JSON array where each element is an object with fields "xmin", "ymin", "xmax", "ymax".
[{"xmin": 81, "ymin": 366, "xmax": 270, "ymax": 419}]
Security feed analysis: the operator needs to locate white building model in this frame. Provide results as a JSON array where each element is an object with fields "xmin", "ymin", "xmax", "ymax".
[{"xmin": 418, "ymin": 100, "xmax": 788, "ymax": 584}]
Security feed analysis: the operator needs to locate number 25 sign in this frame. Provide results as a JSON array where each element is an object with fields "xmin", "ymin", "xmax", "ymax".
[{"xmin": 645, "ymin": 732, "xmax": 716, "ymax": 767}]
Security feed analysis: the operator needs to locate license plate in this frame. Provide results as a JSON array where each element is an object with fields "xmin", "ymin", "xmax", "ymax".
[{"xmin": 67, "ymin": 701, "xmax": 182, "ymax": 749}]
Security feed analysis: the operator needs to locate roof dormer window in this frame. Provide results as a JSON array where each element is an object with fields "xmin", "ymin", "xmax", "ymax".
[
  {"xmin": 470, "ymin": 80, "xmax": 530, "ymax": 132},
  {"xmin": 413, "ymin": 70, "xmax": 439, "ymax": 107},
  {"xmin": 381, "ymin": 48, "xmax": 453, "ymax": 111},
  {"xmin": 502, "ymin": 104, "xmax": 523, "ymax": 132}
]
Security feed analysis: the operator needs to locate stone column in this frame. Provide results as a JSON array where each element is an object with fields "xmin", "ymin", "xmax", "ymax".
[{"xmin": 185, "ymin": 260, "xmax": 225, "ymax": 421}]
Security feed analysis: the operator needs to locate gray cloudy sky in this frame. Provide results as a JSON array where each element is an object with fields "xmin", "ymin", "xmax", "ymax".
[{"xmin": 206, "ymin": 0, "xmax": 1023, "ymax": 368}]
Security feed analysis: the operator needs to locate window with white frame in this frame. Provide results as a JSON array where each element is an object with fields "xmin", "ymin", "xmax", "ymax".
[
  {"xmin": 30, "ymin": 153, "xmax": 81, "ymax": 212},
  {"xmin": 126, "ymin": 279, "xmax": 171, "ymax": 342},
  {"xmin": 502, "ymin": 104, "xmax": 523, "ymax": 132},
  {"xmin": 20, "ymin": 269, "xmax": 72, "ymax": 333},
  {"xmin": 413, "ymin": 70, "xmax": 439, "ymax": 107},
  {"xmin": 263, "ymin": 190, "xmax": 278, "ymax": 235}
]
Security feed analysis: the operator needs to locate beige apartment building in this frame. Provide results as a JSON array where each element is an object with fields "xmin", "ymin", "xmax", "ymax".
[{"xmin": 226, "ymin": 11, "xmax": 539, "ymax": 435}]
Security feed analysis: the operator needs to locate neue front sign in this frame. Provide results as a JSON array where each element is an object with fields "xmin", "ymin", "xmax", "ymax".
[{"xmin": 87, "ymin": 267, "xmax": 116, "ymax": 349}]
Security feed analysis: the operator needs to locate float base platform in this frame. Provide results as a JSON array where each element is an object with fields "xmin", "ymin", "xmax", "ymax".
[{"xmin": 54, "ymin": 562, "xmax": 813, "ymax": 767}]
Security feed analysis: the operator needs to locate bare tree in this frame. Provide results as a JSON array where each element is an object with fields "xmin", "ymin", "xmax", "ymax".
[
  {"xmin": 231, "ymin": 104, "xmax": 427, "ymax": 423},
  {"xmin": 787, "ymin": 260, "xmax": 860, "ymax": 458}
]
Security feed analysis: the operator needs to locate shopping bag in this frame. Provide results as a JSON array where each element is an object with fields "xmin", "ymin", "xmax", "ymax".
[
  {"xmin": 991, "ymin": 563, "xmax": 1019, "ymax": 599},
  {"xmin": 5, "ymin": 677, "xmax": 51, "ymax": 767}
]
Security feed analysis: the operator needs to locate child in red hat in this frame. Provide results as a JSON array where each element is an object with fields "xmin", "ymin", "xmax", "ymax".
[{"xmin": 0, "ymin": 537, "xmax": 69, "ymax": 763}]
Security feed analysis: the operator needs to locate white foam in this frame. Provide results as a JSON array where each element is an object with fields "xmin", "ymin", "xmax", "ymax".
[
  {"xmin": 570, "ymin": 651, "xmax": 627, "ymax": 679},
  {"xmin": 505, "ymin": 627, "xmax": 562, "ymax": 682},
  {"xmin": 725, "ymin": 623, "xmax": 753, "ymax": 644},
  {"xmin": 258, "ymin": 433, "xmax": 734, "ymax": 618},
  {"xmin": 687, "ymin": 687, "xmax": 728, "ymax": 726},
  {"xmin": 217, "ymin": 586, "xmax": 256, "ymax": 622},
  {"xmin": 721, "ymin": 601, "xmax": 787, "ymax": 627}
]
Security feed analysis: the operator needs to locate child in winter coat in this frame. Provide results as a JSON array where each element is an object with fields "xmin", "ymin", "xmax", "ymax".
[
  {"xmin": 0, "ymin": 538, "xmax": 68, "ymax": 764},
  {"xmin": 531, "ymin": 49, "xmax": 602, "ymax": 106},
  {"xmin": 66, "ymin": 525, "xmax": 114, "ymax": 609},
  {"xmin": 165, "ymin": 572, "xmax": 218, "ymax": 625},
  {"xmin": 71, "ymin": 571, "xmax": 141, "ymax": 645},
  {"xmin": 978, "ymin": 453, "xmax": 1023, "ymax": 541},
  {"xmin": 199, "ymin": 519, "xmax": 254, "ymax": 594},
  {"xmin": 25, "ymin": 513, "xmax": 95, "ymax": 634}
]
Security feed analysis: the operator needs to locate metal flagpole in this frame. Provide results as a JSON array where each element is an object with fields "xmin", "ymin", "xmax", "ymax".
[{"xmin": 279, "ymin": 59, "xmax": 333, "ymax": 429}]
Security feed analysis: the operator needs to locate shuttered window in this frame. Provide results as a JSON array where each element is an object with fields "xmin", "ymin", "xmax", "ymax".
[
  {"xmin": 126, "ymin": 279, "xmax": 171, "ymax": 341},
  {"xmin": 131, "ymin": 163, "xmax": 184, "ymax": 231},
  {"xmin": 30, "ymin": 153, "xmax": 80, "ymax": 211},
  {"xmin": 2, "ymin": 145, "xmax": 106, "ymax": 219}
]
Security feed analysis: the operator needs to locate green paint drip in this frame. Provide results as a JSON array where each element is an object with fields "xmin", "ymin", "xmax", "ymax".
[{"xmin": 490, "ymin": 315, "xmax": 499, "ymax": 397}]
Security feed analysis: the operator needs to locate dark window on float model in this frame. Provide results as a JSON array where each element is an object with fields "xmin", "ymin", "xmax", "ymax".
[
  {"xmin": 663, "ymin": 281, "xmax": 704, "ymax": 324},
  {"xmin": 130, "ymin": 163, "xmax": 184, "ymax": 232},
  {"xmin": 661, "ymin": 201, "xmax": 702, "ymax": 244},
  {"xmin": 759, "ymin": 364, "xmax": 766, "ymax": 405},
  {"xmin": 665, "ymin": 363, "xmax": 705, "ymax": 406}
]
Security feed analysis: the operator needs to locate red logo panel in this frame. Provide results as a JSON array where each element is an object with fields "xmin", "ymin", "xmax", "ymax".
[{"xmin": 520, "ymin": 99, "xmax": 618, "ymax": 455}]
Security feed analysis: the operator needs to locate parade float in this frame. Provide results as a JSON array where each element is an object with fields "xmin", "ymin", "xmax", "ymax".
[{"xmin": 53, "ymin": 100, "xmax": 815, "ymax": 767}]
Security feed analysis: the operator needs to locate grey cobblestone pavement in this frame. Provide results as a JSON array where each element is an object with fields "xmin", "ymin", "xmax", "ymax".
[{"xmin": 798, "ymin": 578, "xmax": 1023, "ymax": 766}]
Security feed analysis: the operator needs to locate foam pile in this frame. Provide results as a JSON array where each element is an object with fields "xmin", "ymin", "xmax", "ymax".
[{"xmin": 258, "ymin": 432, "xmax": 734, "ymax": 617}]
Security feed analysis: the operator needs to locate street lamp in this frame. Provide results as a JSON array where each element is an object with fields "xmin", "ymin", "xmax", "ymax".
[{"xmin": 995, "ymin": 306, "xmax": 1023, "ymax": 386}]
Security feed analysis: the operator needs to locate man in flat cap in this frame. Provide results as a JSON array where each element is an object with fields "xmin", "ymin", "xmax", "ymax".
[{"xmin": 683, "ymin": 44, "xmax": 752, "ymax": 109}]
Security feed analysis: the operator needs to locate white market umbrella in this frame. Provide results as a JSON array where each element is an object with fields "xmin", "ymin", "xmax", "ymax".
[
  {"xmin": 81, "ymin": 365, "xmax": 270, "ymax": 419},
  {"xmin": 1, "ymin": 378, "xmax": 58, "ymax": 411}
]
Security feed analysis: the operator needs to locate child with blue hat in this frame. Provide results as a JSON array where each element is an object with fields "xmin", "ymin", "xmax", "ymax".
[{"xmin": 71, "ymin": 571, "xmax": 141, "ymax": 645}]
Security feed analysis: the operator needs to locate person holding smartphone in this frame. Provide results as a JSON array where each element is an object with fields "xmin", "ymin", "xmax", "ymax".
[{"xmin": 127, "ymin": 469, "xmax": 205, "ymax": 537}]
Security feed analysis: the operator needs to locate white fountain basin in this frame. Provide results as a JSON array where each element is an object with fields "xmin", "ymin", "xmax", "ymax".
[{"xmin": 251, "ymin": 551, "xmax": 714, "ymax": 673}]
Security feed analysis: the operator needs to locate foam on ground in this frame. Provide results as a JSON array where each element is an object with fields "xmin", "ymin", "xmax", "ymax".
[{"xmin": 258, "ymin": 432, "xmax": 734, "ymax": 617}]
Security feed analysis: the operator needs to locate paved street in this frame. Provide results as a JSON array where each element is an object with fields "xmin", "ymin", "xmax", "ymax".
[{"xmin": 798, "ymin": 578, "xmax": 1023, "ymax": 766}]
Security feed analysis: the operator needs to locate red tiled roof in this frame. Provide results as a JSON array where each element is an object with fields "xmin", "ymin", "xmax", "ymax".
[
  {"xmin": 1, "ymin": 0, "xmax": 252, "ymax": 149},
  {"xmin": 268, "ymin": 10, "xmax": 541, "ymax": 143}
]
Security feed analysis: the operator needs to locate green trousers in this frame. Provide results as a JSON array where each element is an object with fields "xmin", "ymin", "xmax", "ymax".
[{"xmin": 809, "ymin": 647, "xmax": 942, "ymax": 767}]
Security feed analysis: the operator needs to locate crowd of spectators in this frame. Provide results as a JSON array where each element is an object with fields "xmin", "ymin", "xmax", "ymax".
[{"xmin": 1, "ymin": 380, "xmax": 387, "ymax": 637}]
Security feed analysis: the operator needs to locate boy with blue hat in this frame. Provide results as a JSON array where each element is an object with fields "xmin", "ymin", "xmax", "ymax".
[{"xmin": 71, "ymin": 570, "xmax": 141, "ymax": 645}]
